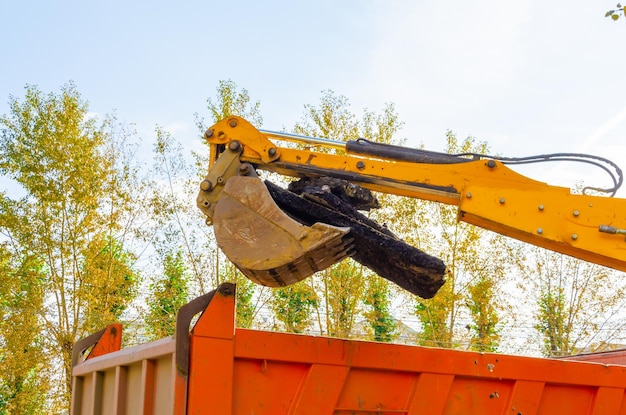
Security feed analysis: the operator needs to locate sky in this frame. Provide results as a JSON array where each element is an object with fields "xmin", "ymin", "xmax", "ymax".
[
  {"xmin": 1, "ymin": 0, "xmax": 626, "ymax": 197},
  {"xmin": 1, "ymin": 1, "xmax": 625, "ymax": 355}
]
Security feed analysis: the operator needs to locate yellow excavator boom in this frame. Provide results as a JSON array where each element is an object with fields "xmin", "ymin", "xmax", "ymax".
[{"xmin": 197, "ymin": 116, "xmax": 626, "ymax": 296}]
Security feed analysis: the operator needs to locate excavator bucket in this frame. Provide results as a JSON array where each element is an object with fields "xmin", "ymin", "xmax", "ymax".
[
  {"xmin": 196, "ymin": 126, "xmax": 446, "ymax": 297},
  {"xmin": 211, "ymin": 176, "xmax": 355, "ymax": 287}
]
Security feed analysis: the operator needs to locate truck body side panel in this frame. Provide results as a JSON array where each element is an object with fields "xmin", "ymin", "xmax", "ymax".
[{"xmin": 72, "ymin": 284, "xmax": 626, "ymax": 414}]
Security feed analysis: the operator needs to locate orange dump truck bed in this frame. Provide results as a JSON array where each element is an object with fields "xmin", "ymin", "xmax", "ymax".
[{"xmin": 71, "ymin": 283, "xmax": 626, "ymax": 414}]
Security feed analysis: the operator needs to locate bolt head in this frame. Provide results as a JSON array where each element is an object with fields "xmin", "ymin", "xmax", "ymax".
[
  {"xmin": 228, "ymin": 141, "xmax": 241, "ymax": 151},
  {"xmin": 238, "ymin": 164, "xmax": 250, "ymax": 175},
  {"xmin": 200, "ymin": 180, "xmax": 213, "ymax": 191},
  {"xmin": 228, "ymin": 119, "xmax": 238, "ymax": 128},
  {"xmin": 356, "ymin": 161, "xmax": 365, "ymax": 170},
  {"xmin": 204, "ymin": 129, "xmax": 214, "ymax": 138},
  {"xmin": 268, "ymin": 147, "xmax": 277, "ymax": 157}
]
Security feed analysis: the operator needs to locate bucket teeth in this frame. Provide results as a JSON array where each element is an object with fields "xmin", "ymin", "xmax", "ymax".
[{"xmin": 240, "ymin": 234, "xmax": 355, "ymax": 287}]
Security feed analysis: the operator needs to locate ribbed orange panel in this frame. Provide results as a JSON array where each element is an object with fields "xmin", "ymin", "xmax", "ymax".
[
  {"xmin": 506, "ymin": 380, "xmax": 545, "ymax": 415},
  {"xmin": 407, "ymin": 373, "xmax": 454, "ymax": 414},
  {"xmin": 288, "ymin": 364, "xmax": 349, "ymax": 414},
  {"xmin": 71, "ymin": 285, "xmax": 626, "ymax": 414},
  {"xmin": 590, "ymin": 387, "xmax": 625, "ymax": 414}
]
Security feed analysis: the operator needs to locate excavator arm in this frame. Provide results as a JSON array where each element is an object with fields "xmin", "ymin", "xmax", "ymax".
[{"xmin": 197, "ymin": 116, "xmax": 626, "ymax": 296}]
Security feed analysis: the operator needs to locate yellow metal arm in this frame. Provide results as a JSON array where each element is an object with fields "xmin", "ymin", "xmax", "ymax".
[{"xmin": 202, "ymin": 116, "xmax": 626, "ymax": 273}]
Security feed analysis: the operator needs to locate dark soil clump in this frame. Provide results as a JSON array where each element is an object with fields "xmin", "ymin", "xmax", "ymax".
[{"xmin": 266, "ymin": 178, "xmax": 447, "ymax": 298}]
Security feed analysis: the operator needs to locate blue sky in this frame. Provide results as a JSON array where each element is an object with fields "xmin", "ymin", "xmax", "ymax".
[{"xmin": 2, "ymin": 0, "xmax": 625, "ymax": 195}]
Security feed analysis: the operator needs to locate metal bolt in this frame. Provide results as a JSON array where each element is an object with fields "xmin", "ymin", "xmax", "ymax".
[
  {"xmin": 238, "ymin": 164, "xmax": 250, "ymax": 175},
  {"xmin": 268, "ymin": 147, "xmax": 277, "ymax": 157},
  {"xmin": 228, "ymin": 141, "xmax": 241, "ymax": 151},
  {"xmin": 466, "ymin": 192, "xmax": 472, "ymax": 199},
  {"xmin": 217, "ymin": 177, "xmax": 224, "ymax": 184},
  {"xmin": 200, "ymin": 180, "xmax": 213, "ymax": 191},
  {"xmin": 573, "ymin": 210, "xmax": 580, "ymax": 217},
  {"xmin": 537, "ymin": 228, "xmax": 543, "ymax": 234},
  {"xmin": 538, "ymin": 204, "xmax": 544, "ymax": 211},
  {"xmin": 204, "ymin": 129, "xmax": 214, "ymax": 138},
  {"xmin": 571, "ymin": 234, "xmax": 578, "ymax": 240},
  {"xmin": 499, "ymin": 197, "xmax": 506, "ymax": 204},
  {"xmin": 356, "ymin": 161, "xmax": 365, "ymax": 170},
  {"xmin": 228, "ymin": 119, "xmax": 238, "ymax": 128},
  {"xmin": 487, "ymin": 160, "xmax": 496, "ymax": 169}
]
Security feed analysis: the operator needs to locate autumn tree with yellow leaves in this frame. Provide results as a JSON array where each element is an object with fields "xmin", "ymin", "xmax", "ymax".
[{"xmin": 0, "ymin": 83, "xmax": 142, "ymax": 412}]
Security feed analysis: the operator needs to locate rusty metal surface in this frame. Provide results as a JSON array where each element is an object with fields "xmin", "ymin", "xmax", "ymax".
[{"xmin": 212, "ymin": 177, "xmax": 353, "ymax": 287}]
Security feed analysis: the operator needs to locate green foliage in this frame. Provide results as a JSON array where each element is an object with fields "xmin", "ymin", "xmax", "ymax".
[
  {"xmin": 217, "ymin": 262, "xmax": 263, "ymax": 328},
  {"xmin": 528, "ymin": 250, "xmax": 625, "ymax": 357},
  {"xmin": 0, "ymin": 247, "xmax": 48, "ymax": 414},
  {"xmin": 320, "ymin": 261, "xmax": 365, "ymax": 338},
  {"xmin": 145, "ymin": 251, "xmax": 189, "ymax": 340},
  {"xmin": 294, "ymin": 90, "xmax": 403, "ymax": 146},
  {"xmin": 410, "ymin": 132, "xmax": 510, "ymax": 351},
  {"xmin": 149, "ymin": 126, "xmax": 218, "ymax": 293},
  {"xmin": 0, "ymin": 83, "xmax": 143, "ymax": 412},
  {"xmin": 271, "ymin": 281, "xmax": 318, "ymax": 333},
  {"xmin": 606, "ymin": 3, "xmax": 625, "ymax": 20},
  {"xmin": 363, "ymin": 276, "xmax": 397, "ymax": 342},
  {"xmin": 467, "ymin": 276, "xmax": 500, "ymax": 352},
  {"xmin": 536, "ymin": 288, "xmax": 569, "ymax": 356},
  {"xmin": 195, "ymin": 79, "xmax": 263, "ymax": 134},
  {"xmin": 415, "ymin": 282, "xmax": 460, "ymax": 347},
  {"xmin": 295, "ymin": 92, "xmax": 359, "ymax": 140},
  {"xmin": 234, "ymin": 276, "xmax": 257, "ymax": 328},
  {"xmin": 79, "ymin": 235, "xmax": 139, "ymax": 333}
]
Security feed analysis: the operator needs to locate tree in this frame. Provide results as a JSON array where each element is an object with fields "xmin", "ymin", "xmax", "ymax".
[
  {"xmin": 195, "ymin": 79, "xmax": 262, "ymax": 134},
  {"xmin": 529, "ymin": 248, "xmax": 626, "ymax": 357},
  {"xmin": 415, "ymin": 280, "xmax": 461, "ymax": 348},
  {"xmin": 467, "ymin": 275, "xmax": 500, "ymax": 352},
  {"xmin": 145, "ymin": 250, "xmax": 189, "ymax": 340},
  {"xmin": 411, "ymin": 132, "xmax": 513, "ymax": 351},
  {"xmin": 0, "ymin": 83, "xmax": 142, "ymax": 412},
  {"xmin": 316, "ymin": 261, "xmax": 364, "ymax": 338},
  {"xmin": 0, "ymin": 246, "xmax": 49, "ymax": 414},
  {"xmin": 271, "ymin": 281, "xmax": 318, "ymax": 333},
  {"xmin": 605, "ymin": 3, "xmax": 625, "ymax": 20},
  {"xmin": 78, "ymin": 235, "xmax": 138, "ymax": 335},
  {"xmin": 233, "ymin": 275, "xmax": 259, "ymax": 328},
  {"xmin": 363, "ymin": 276, "xmax": 398, "ymax": 342},
  {"xmin": 149, "ymin": 126, "xmax": 217, "ymax": 295}
]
